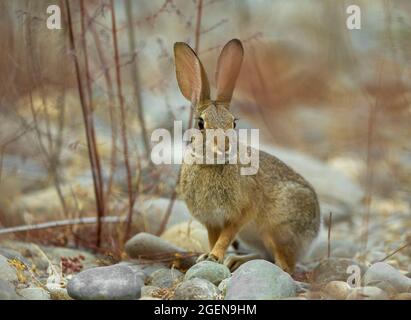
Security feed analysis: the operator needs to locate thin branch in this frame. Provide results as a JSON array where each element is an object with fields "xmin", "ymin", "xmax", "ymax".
[
  {"xmin": 110, "ymin": 0, "xmax": 136, "ymax": 241},
  {"xmin": 65, "ymin": 0, "xmax": 106, "ymax": 248},
  {"xmin": 0, "ymin": 216, "xmax": 126, "ymax": 236}
]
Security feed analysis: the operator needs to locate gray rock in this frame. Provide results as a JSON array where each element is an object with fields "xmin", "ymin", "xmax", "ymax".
[
  {"xmin": 363, "ymin": 262, "xmax": 411, "ymax": 293},
  {"xmin": 122, "ymin": 261, "xmax": 168, "ymax": 280},
  {"xmin": 313, "ymin": 258, "xmax": 364, "ymax": 284},
  {"xmin": 218, "ymin": 277, "xmax": 230, "ymax": 296},
  {"xmin": 0, "ymin": 279, "xmax": 20, "ymax": 300},
  {"xmin": 67, "ymin": 264, "xmax": 144, "ymax": 300},
  {"xmin": 173, "ymin": 278, "xmax": 219, "ymax": 300},
  {"xmin": 19, "ymin": 287, "xmax": 50, "ymax": 300},
  {"xmin": 125, "ymin": 232, "xmax": 195, "ymax": 269},
  {"xmin": 184, "ymin": 261, "xmax": 231, "ymax": 286},
  {"xmin": 146, "ymin": 268, "xmax": 183, "ymax": 288},
  {"xmin": 225, "ymin": 259, "xmax": 296, "ymax": 300},
  {"xmin": 0, "ymin": 255, "xmax": 17, "ymax": 282}
]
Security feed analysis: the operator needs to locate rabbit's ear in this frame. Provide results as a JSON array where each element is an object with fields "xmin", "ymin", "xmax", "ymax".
[
  {"xmin": 215, "ymin": 39, "xmax": 244, "ymax": 105},
  {"xmin": 174, "ymin": 42, "xmax": 210, "ymax": 103}
]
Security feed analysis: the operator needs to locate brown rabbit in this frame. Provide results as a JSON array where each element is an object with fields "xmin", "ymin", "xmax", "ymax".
[{"xmin": 174, "ymin": 39, "xmax": 320, "ymax": 274}]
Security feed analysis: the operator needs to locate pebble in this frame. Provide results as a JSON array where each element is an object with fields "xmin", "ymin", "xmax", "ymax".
[
  {"xmin": 184, "ymin": 261, "xmax": 231, "ymax": 286},
  {"xmin": 225, "ymin": 260, "xmax": 296, "ymax": 300},
  {"xmin": 146, "ymin": 268, "xmax": 183, "ymax": 288},
  {"xmin": 312, "ymin": 258, "xmax": 364, "ymax": 284},
  {"xmin": 363, "ymin": 262, "xmax": 411, "ymax": 293},
  {"xmin": 172, "ymin": 278, "xmax": 219, "ymax": 300},
  {"xmin": 323, "ymin": 281, "xmax": 352, "ymax": 300},
  {"xmin": 125, "ymin": 233, "xmax": 195, "ymax": 269},
  {"xmin": 67, "ymin": 264, "xmax": 144, "ymax": 300}
]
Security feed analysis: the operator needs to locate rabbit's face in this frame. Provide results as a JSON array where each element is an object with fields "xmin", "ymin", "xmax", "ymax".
[
  {"xmin": 174, "ymin": 39, "xmax": 244, "ymax": 159},
  {"xmin": 195, "ymin": 102, "xmax": 236, "ymax": 156}
]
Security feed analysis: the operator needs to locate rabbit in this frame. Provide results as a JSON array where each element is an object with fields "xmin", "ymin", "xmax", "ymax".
[{"xmin": 173, "ymin": 39, "xmax": 320, "ymax": 274}]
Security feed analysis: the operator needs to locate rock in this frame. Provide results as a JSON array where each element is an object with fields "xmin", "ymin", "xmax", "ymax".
[
  {"xmin": 141, "ymin": 285, "xmax": 161, "ymax": 298},
  {"xmin": 124, "ymin": 262, "xmax": 169, "ymax": 280},
  {"xmin": 363, "ymin": 262, "xmax": 411, "ymax": 293},
  {"xmin": 19, "ymin": 287, "xmax": 50, "ymax": 300},
  {"xmin": 0, "ymin": 255, "xmax": 17, "ymax": 282},
  {"xmin": 184, "ymin": 261, "xmax": 231, "ymax": 286},
  {"xmin": 312, "ymin": 258, "xmax": 364, "ymax": 284},
  {"xmin": 225, "ymin": 260, "xmax": 296, "ymax": 300},
  {"xmin": 218, "ymin": 278, "xmax": 230, "ymax": 296},
  {"xmin": 146, "ymin": 268, "xmax": 183, "ymax": 288},
  {"xmin": 0, "ymin": 279, "xmax": 20, "ymax": 300},
  {"xmin": 125, "ymin": 232, "xmax": 195, "ymax": 269},
  {"xmin": 161, "ymin": 221, "xmax": 209, "ymax": 252},
  {"xmin": 172, "ymin": 278, "xmax": 219, "ymax": 300},
  {"xmin": 323, "ymin": 281, "xmax": 352, "ymax": 300},
  {"xmin": 133, "ymin": 198, "xmax": 191, "ymax": 234},
  {"xmin": 346, "ymin": 286, "xmax": 389, "ymax": 300},
  {"xmin": 67, "ymin": 264, "xmax": 144, "ymax": 300}
]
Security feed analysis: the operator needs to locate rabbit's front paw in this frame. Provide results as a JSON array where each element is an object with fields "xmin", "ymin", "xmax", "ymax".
[{"xmin": 196, "ymin": 253, "xmax": 220, "ymax": 263}]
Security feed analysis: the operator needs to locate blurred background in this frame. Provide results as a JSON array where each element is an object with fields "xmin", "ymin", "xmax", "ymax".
[{"xmin": 0, "ymin": 0, "xmax": 410, "ymax": 274}]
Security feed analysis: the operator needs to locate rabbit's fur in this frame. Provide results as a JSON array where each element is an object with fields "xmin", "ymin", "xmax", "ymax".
[{"xmin": 174, "ymin": 39, "xmax": 320, "ymax": 274}]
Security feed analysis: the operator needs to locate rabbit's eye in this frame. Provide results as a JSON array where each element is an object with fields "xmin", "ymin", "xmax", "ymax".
[
  {"xmin": 198, "ymin": 117, "xmax": 204, "ymax": 130},
  {"xmin": 233, "ymin": 119, "xmax": 238, "ymax": 128}
]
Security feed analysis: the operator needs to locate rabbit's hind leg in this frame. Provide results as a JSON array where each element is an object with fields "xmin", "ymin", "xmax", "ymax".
[{"xmin": 262, "ymin": 230, "xmax": 298, "ymax": 275}]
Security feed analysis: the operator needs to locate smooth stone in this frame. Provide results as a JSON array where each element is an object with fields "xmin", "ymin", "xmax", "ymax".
[
  {"xmin": 323, "ymin": 281, "xmax": 352, "ymax": 300},
  {"xmin": 0, "ymin": 255, "xmax": 17, "ymax": 282},
  {"xmin": 312, "ymin": 258, "xmax": 364, "ymax": 284},
  {"xmin": 123, "ymin": 262, "xmax": 169, "ymax": 280},
  {"xmin": 146, "ymin": 268, "xmax": 183, "ymax": 288},
  {"xmin": 161, "ymin": 221, "xmax": 209, "ymax": 252},
  {"xmin": 184, "ymin": 261, "xmax": 231, "ymax": 286},
  {"xmin": 19, "ymin": 287, "xmax": 50, "ymax": 300},
  {"xmin": 225, "ymin": 260, "xmax": 296, "ymax": 300},
  {"xmin": 363, "ymin": 262, "xmax": 411, "ymax": 293},
  {"xmin": 346, "ymin": 286, "xmax": 389, "ymax": 300},
  {"xmin": 125, "ymin": 232, "xmax": 195, "ymax": 269},
  {"xmin": 172, "ymin": 278, "xmax": 219, "ymax": 300},
  {"xmin": 67, "ymin": 264, "xmax": 144, "ymax": 300},
  {"xmin": 218, "ymin": 278, "xmax": 230, "ymax": 296},
  {"xmin": 0, "ymin": 279, "xmax": 20, "ymax": 300}
]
